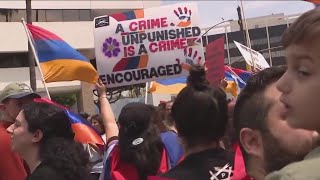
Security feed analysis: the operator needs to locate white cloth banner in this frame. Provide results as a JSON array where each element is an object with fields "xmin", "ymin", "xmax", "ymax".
[{"xmin": 234, "ymin": 41, "xmax": 270, "ymax": 70}]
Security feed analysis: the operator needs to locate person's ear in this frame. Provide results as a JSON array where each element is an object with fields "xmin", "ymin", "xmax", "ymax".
[
  {"xmin": 0, "ymin": 104, "xmax": 5, "ymax": 111},
  {"xmin": 32, "ymin": 129, "xmax": 43, "ymax": 143},
  {"xmin": 240, "ymin": 128, "xmax": 264, "ymax": 159}
]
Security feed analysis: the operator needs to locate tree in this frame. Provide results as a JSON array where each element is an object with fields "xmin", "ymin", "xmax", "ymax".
[{"xmin": 52, "ymin": 94, "xmax": 77, "ymax": 108}]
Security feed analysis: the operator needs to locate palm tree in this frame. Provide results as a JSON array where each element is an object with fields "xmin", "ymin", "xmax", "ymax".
[{"xmin": 0, "ymin": 8, "xmax": 18, "ymax": 22}]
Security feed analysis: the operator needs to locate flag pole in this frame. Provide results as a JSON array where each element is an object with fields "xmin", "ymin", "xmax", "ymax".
[
  {"xmin": 240, "ymin": 0, "xmax": 256, "ymax": 71},
  {"xmin": 144, "ymin": 82, "xmax": 149, "ymax": 104},
  {"xmin": 21, "ymin": 18, "xmax": 51, "ymax": 100}
]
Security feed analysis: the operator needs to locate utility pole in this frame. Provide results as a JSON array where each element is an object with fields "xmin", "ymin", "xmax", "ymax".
[
  {"xmin": 26, "ymin": 0, "xmax": 37, "ymax": 91},
  {"xmin": 237, "ymin": 6, "xmax": 247, "ymax": 46}
]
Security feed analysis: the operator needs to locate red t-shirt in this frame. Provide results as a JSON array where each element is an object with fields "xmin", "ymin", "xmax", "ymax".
[{"xmin": 0, "ymin": 122, "xmax": 27, "ymax": 180}]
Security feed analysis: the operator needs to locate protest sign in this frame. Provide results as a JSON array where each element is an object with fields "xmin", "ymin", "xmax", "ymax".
[
  {"xmin": 94, "ymin": 3, "xmax": 204, "ymax": 88},
  {"xmin": 234, "ymin": 41, "xmax": 270, "ymax": 70},
  {"xmin": 205, "ymin": 36, "xmax": 225, "ymax": 86}
]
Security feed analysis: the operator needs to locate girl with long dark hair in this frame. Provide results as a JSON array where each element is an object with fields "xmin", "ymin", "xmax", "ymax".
[
  {"xmin": 96, "ymin": 79, "xmax": 183, "ymax": 180},
  {"xmin": 7, "ymin": 102, "xmax": 90, "ymax": 180},
  {"xmin": 161, "ymin": 65, "xmax": 234, "ymax": 179}
]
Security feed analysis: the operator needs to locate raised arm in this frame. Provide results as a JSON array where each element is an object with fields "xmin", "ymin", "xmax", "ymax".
[{"xmin": 95, "ymin": 79, "xmax": 119, "ymax": 144}]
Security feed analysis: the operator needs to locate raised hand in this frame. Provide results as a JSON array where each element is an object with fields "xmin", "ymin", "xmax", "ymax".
[{"xmin": 95, "ymin": 79, "xmax": 107, "ymax": 97}]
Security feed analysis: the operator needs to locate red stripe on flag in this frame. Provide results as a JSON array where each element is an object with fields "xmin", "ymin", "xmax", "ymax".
[{"xmin": 27, "ymin": 24, "xmax": 63, "ymax": 41}]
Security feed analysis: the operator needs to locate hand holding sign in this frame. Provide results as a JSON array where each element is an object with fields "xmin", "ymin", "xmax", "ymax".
[{"xmin": 96, "ymin": 79, "xmax": 107, "ymax": 97}]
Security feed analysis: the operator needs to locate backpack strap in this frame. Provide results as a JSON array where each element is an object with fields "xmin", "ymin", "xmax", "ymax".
[{"xmin": 101, "ymin": 143, "xmax": 117, "ymax": 180}]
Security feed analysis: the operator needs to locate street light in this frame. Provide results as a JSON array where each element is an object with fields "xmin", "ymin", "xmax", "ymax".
[
  {"xmin": 201, "ymin": 19, "xmax": 233, "ymax": 37},
  {"xmin": 196, "ymin": 19, "xmax": 233, "ymax": 48}
]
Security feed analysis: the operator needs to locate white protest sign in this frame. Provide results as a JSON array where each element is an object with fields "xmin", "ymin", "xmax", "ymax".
[
  {"xmin": 94, "ymin": 3, "xmax": 204, "ymax": 88},
  {"xmin": 234, "ymin": 41, "xmax": 270, "ymax": 70}
]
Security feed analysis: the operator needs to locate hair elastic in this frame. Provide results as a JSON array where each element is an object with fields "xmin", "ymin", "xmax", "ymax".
[{"xmin": 132, "ymin": 138, "xmax": 144, "ymax": 146}]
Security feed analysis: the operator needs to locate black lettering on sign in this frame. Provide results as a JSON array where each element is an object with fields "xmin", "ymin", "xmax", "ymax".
[
  {"xmin": 166, "ymin": 65, "xmax": 174, "ymax": 75},
  {"xmin": 124, "ymin": 72, "xmax": 132, "ymax": 82},
  {"xmin": 115, "ymin": 23, "xmax": 124, "ymax": 33},
  {"xmin": 149, "ymin": 67, "xmax": 159, "ymax": 78},
  {"xmin": 99, "ymin": 75, "xmax": 106, "ymax": 83},
  {"xmin": 115, "ymin": 73, "xmax": 123, "ymax": 83},
  {"xmin": 106, "ymin": 74, "xmax": 115, "ymax": 84},
  {"xmin": 158, "ymin": 66, "xmax": 166, "ymax": 76},
  {"xmin": 138, "ymin": 44, "xmax": 148, "ymax": 55},
  {"xmin": 104, "ymin": 64, "xmax": 182, "ymax": 85},
  {"xmin": 141, "ymin": 69, "xmax": 149, "ymax": 80}
]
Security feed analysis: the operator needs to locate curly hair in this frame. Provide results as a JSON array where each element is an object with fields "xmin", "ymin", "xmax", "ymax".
[
  {"xmin": 23, "ymin": 102, "xmax": 90, "ymax": 180},
  {"xmin": 118, "ymin": 103, "xmax": 163, "ymax": 180}
]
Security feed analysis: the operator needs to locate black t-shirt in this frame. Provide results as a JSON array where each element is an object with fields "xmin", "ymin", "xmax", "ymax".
[
  {"xmin": 25, "ymin": 163, "xmax": 65, "ymax": 180},
  {"xmin": 161, "ymin": 148, "xmax": 234, "ymax": 180}
]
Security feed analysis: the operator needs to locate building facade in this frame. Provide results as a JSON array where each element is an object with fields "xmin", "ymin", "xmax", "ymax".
[
  {"xmin": 202, "ymin": 13, "xmax": 301, "ymax": 69},
  {"xmin": 0, "ymin": 0, "xmax": 161, "ymax": 113}
]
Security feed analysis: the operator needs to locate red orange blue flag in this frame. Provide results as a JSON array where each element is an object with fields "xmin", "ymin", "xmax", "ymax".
[
  {"xmin": 33, "ymin": 98, "xmax": 104, "ymax": 146},
  {"xmin": 26, "ymin": 24, "xmax": 98, "ymax": 84},
  {"xmin": 224, "ymin": 66, "xmax": 252, "ymax": 89}
]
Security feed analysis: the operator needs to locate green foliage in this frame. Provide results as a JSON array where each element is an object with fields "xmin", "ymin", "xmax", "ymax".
[{"xmin": 52, "ymin": 94, "xmax": 77, "ymax": 108}]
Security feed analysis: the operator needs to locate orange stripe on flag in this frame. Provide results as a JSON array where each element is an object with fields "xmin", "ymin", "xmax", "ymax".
[
  {"xmin": 149, "ymin": 82, "xmax": 186, "ymax": 94},
  {"xmin": 40, "ymin": 59, "xmax": 98, "ymax": 84},
  {"xmin": 134, "ymin": 9, "xmax": 145, "ymax": 19},
  {"xmin": 72, "ymin": 123, "xmax": 104, "ymax": 145},
  {"xmin": 138, "ymin": 55, "xmax": 149, "ymax": 68}
]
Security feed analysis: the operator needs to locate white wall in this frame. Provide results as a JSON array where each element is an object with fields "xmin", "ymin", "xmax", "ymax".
[
  {"xmin": 0, "ymin": 1, "xmax": 160, "ymax": 9},
  {"xmin": 0, "ymin": 22, "xmax": 95, "ymax": 52},
  {"xmin": 0, "ymin": 0, "xmax": 161, "ymax": 53},
  {"xmin": 0, "ymin": 67, "xmax": 81, "ymax": 93}
]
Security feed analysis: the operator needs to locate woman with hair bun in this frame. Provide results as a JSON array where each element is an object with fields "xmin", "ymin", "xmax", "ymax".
[
  {"xmin": 161, "ymin": 64, "xmax": 234, "ymax": 180},
  {"xmin": 96, "ymin": 79, "xmax": 183, "ymax": 180},
  {"xmin": 7, "ymin": 102, "xmax": 90, "ymax": 180}
]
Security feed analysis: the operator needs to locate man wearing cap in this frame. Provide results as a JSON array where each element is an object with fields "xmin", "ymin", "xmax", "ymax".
[
  {"xmin": 0, "ymin": 82, "xmax": 40, "ymax": 121},
  {"xmin": 0, "ymin": 82, "xmax": 40, "ymax": 180}
]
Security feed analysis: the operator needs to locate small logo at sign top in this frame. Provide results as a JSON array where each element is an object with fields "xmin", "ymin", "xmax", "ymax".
[
  {"xmin": 132, "ymin": 138, "xmax": 144, "ymax": 146},
  {"xmin": 95, "ymin": 16, "xmax": 109, "ymax": 28}
]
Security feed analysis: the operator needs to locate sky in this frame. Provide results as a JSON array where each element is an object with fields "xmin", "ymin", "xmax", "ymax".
[{"xmin": 161, "ymin": 1, "xmax": 314, "ymax": 28}]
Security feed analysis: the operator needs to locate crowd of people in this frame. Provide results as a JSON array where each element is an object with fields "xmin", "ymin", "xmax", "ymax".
[{"xmin": 0, "ymin": 7, "xmax": 320, "ymax": 180}]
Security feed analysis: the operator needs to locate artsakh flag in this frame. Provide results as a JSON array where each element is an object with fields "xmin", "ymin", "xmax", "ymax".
[{"xmin": 224, "ymin": 66, "xmax": 252, "ymax": 89}]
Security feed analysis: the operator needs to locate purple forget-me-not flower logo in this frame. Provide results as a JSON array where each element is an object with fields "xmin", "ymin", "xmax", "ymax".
[{"xmin": 102, "ymin": 37, "xmax": 120, "ymax": 58}]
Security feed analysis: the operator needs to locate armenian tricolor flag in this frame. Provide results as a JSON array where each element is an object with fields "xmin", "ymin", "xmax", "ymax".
[
  {"xmin": 113, "ymin": 54, "xmax": 149, "ymax": 72},
  {"xmin": 148, "ymin": 77, "xmax": 187, "ymax": 94},
  {"xmin": 149, "ymin": 66, "xmax": 251, "ymax": 96},
  {"xmin": 33, "ymin": 98, "xmax": 104, "ymax": 147},
  {"xmin": 26, "ymin": 24, "xmax": 98, "ymax": 84},
  {"xmin": 111, "ymin": 9, "xmax": 144, "ymax": 21}
]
